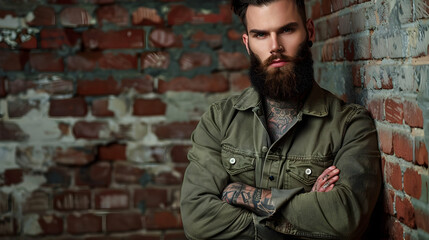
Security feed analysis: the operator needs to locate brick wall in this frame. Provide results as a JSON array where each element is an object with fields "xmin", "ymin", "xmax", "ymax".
[
  {"xmin": 307, "ymin": 0, "xmax": 429, "ymax": 239},
  {"xmin": 0, "ymin": 0, "xmax": 248, "ymax": 239},
  {"xmin": 0, "ymin": 0, "xmax": 428, "ymax": 239}
]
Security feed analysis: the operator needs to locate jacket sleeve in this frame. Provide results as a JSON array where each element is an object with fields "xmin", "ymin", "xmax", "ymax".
[
  {"xmin": 180, "ymin": 103, "xmax": 253, "ymax": 239},
  {"xmin": 268, "ymin": 107, "xmax": 382, "ymax": 239}
]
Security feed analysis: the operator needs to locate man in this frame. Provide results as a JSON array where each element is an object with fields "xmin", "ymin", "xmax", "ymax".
[{"xmin": 180, "ymin": 0, "xmax": 381, "ymax": 239}]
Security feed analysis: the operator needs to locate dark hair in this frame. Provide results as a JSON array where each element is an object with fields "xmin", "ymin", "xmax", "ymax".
[{"xmin": 231, "ymin": 0, "xmax": 307, "ymax": 29}]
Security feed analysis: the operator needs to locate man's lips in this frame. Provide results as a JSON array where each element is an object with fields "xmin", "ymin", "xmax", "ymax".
[{"xmin": 269, "ymin": 59, "xmax": 288, "ymax": 68}]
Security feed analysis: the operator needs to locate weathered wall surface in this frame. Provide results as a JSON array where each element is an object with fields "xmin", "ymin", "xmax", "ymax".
[
  {"xmin": 0, "ymin": 0, "xmax": 428, "ymax": 239},
  {"xmin": 307, "ymin": 0, "xmax": 429, "ymax": 239},
  {"xmin": 0, "ymin": 0, "xmax": 248, "ymax": 239}
]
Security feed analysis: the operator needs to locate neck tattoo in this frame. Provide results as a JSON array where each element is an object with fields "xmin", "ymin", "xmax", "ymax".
[{"xmin": 264, "ymin": 98, "xmax": 300, "ymax": 142}]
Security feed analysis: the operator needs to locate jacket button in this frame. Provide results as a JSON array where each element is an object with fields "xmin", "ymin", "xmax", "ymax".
[
  {"xmin": 229, "ymin": 158, "xmax": 236, "ymax": 164},
  {"xmin": 269, "ymin": 176, "xmax": 274, "ymax": 181},
  {"xmin": 305, "ymin": 168, "xmax": 312, "ymax": 175},
  {"xmin": 262, "ymin": 146, "xmax": 268, "ymax": 152}
]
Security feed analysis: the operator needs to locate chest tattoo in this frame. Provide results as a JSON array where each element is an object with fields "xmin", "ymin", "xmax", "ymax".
[{"xmin": 265, "ymin": 99, "xmax": 300, "ymax": 142}]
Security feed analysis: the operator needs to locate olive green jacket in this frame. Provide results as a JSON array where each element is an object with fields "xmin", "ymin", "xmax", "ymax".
[{"xmin": 180, "ymin": 84, "xmax": 381, "ymax": 239}]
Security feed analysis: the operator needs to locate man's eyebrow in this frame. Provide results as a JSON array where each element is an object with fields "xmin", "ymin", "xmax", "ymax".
[{"xmin": 249, "ymin": 22, "xmax": 300, "ymax": 34}]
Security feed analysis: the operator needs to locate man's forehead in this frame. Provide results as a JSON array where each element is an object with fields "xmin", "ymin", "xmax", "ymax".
[{"xmin": 245, "ymin": 0, "xmax": 302, "ymax": 30}]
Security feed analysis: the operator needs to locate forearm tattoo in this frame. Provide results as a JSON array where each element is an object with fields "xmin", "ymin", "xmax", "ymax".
[{"xmin": 222, "ymin": 183, "xmax": 275, "ymax": 217}]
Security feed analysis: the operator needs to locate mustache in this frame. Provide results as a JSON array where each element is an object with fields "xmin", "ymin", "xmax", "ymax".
[{"xmin": 261, "ymin": 51, "xmax": 308, "ymax": 69}]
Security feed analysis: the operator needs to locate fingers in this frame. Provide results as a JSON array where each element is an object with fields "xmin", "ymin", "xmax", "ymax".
[{"xmin": 312, "ymin": 166, "xmax": 340, "ymax": 192}]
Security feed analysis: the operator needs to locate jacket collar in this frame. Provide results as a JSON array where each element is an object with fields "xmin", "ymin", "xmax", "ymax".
[{"xmin": 232, "ymin": 82, "xmax": 329, "ymax": 117}]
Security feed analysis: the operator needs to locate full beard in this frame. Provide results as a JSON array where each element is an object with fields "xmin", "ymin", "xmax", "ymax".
[{"xmin": 249, "ymin": 41, "xmax": 314, "ymax": 102}]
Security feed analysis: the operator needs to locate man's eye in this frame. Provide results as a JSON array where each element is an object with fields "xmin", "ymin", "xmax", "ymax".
[
  {"xmin": 282, "ymin": 28, "xmax": 293, "ymax": 33},
  {"xmin": 254, "ymin": 33, "xmax": 266, "ymax": 38}
]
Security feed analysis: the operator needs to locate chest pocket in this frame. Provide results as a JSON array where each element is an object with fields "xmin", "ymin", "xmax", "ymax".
[
  {"xmin": 221, "ymin": 145, "xmax": 255, "ymax": 185},
  {"xmin": 287, "ymin": 156, "xmax": 334, "ymax": 192}
]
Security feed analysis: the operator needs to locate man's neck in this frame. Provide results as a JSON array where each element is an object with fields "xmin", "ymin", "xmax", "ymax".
[{"xmin": 264, "ymin": 98, "xmax": 300, "ymax": 143}]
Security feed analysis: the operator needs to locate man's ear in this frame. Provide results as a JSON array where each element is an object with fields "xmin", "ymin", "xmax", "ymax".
[
  {"xmin": 306, "ymin": 19, "xmax": 315, "ymax": 42},
  {"xmin": 242, "ymin": 33, "xmax": 250, "ymax": 55}
]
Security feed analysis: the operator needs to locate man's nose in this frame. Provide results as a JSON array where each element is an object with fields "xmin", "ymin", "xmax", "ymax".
[{"xmin": 270, "ymin": 34, "xmax": 284, "ymax": 54}]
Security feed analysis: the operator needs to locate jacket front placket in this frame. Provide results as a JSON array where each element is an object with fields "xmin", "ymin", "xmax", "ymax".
[{"xmin": 252, "ymin": 103, "xmax": 303, "ymax": 190}]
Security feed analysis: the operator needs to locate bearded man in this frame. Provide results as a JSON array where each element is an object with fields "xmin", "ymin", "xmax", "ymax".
[{"xmin": 180, "ymin": 0, "xmax": 381, "ymax": 239}]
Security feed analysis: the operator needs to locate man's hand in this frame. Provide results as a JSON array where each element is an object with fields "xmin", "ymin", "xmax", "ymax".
[
  {"xmin": 221, "ymin": 182, "xmax": 275, "ymax": 217},
  {"xmin": 311, "ymin": 166, "xmax": 340, "ymax": 192}
]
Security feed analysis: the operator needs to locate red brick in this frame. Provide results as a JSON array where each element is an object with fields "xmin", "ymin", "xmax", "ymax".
[
  {"xmin": 0, "ymin": 10, "xmax": 16, "ymax": 18},
  {"xmin": 0, "ymin": 192, "xmax": 9, "ymax": 213},
  {"xmin": 311, "ymin": 1, "xmax": 322, "ymax": 19},
  {"xmin": 7, "ymin": 99, "xmax": 40, "ymax": 118},
  {"xmin": 49, "ymin": 97, "xmax": 87, "ymax": 117},
  {"xmin": 227, "ymin": 29, "xmax": 242, "ymax": 41},
  {"xmin": 44, "ymin": 166, "xmax": 71, "ymax": 187},
  {"xmin": 377, "ymin": 127, "xmax": 393, "ymax": 155},
  {"xmin": 415, "ymin": 139, "xmax": 428, "ymax": 167},
  {"xmin": 230, "ymin": 72, "xmax": 251, "ymax": 91},
  {"xmin": 41, "ymin": 29, "xmax": 81, "ymax": 49},
  {"xmin": 99, "ymin": 53, "xmax": 138, "ymax": 70},
  {"xmin": 149, "ymin": 28, "xmax": 182, "ymax": 48},
  {"xmin": 53, "ymin": 146, "xmax": 96, "ymax": 166},
  {"xmin": 122, "ymin": 75, "xmax": 154, "ymax": 93},
  {"xmin": 83, "ymin": 29, "xmax": 144, "ymax": 49},
  {"xmin": 40, "ymin": 79, "xmax": 74, "ymax": 95},
  {"xmin": 154, "ymin": 121, "xmax": 198, "ymax": 140},
  {"xmin": 91, "ymin": 98, "xmax": 114, "ymax": 117},
  {"xmin": 30, "ymin": 52, "xmax": 64, "ymax": 72},
  {"xmin": 0, "ymin": 122, "xmax": 28, "ymax": 141},
  {"xmin": 106, "ymin": 212, "xmax": 142, "ymax": 232},
  {"xmin": 0, "ymin": 77, "xmax": 6, "ymax": 97},
  {"xmin": 132, "ymin": 7, "xmax": 163, "ymax": 26},
  {"xmin": 60, "ymin": 7, "xmax": 92, "ymax": 27},
  {"xmin": 145, "ymin": 210, "xmax": 182, "ymax": 230},
  {"xmin": 6, "ymin": 79, "xmax": 32, "ymax": 95},
  {"xmin": 191, "ymin": 30, "xmax": 222, "ymax": 48},
  {"xmin": 75, "ymin": 161, "xmax": 111, "ymax": 187},
  {"xmin": 133, "ymin": 98, "xmax": 167, "ymax": 116},
  {"xmin": 77, "ymin": 77, "xmax": 121, "ymax": 96},
  {"xmin": 167, "ymin": 5, "xmax": 193, "ymax": 25},
  {"xmin": 327, "ymin": 16, "xmax": 340, "ymax": 38},
  {"xmin": 95, "ymin": 189, "xmax": 129, "ymax": 210},
  {"xmin": 73, "ymin": 121, "xmax": 109, "ymax": 139},
  {"xmin": 171, "ymin": 145, "xmax": 191, "ymax": 163},
  {"xmin": 22, "ymin": 191, "xmax": 50, "ymax": 213},
  {"xmin": 141, "ymin": 52, "xmax": 170, "ymax": 69},
  {"xmin": 403, "ymin": 168, "xmax": 422, "ymax": 199},
  {"xmin": 393, "ymin": 132, "xmax": 413, "ymax": 162},
  {"xmin": 4, "ymin": 169, "xmax": 23, "ymax": 185},
  {"xmin": 54, "ymin": 190, "xmax": 91, "ymax": 211},
  {"xmin": 158, "ymin": 73, "xmax": 229, "ymax": 93},
  {"xmin": 48, "ymin": 0, "xmax": 78, "ymax": 3},
  {"xmin": 0, "ymin": 50, "xmax": 28, "ymax": 71},
  {"xmin": 37, "ymin": 214, "xmax": 63, "ymax": 235},
  {"xmin": 415, "ymin": 207, "xmax": 429, "ymax": 233},
  {"xmin": 66, "ymin": 52, "xmax": 101, "ymax": 71},
  {"xmin": 218, "ymin": 51, "xmax": 250, "ymax": 70},
  {"xmin": 97, "ymin": 5, "xmax": 129, "ymax": 26},
  {"xmin": 321, "ymin": 0, "xmax": 332, "ymax": 16},
  {"xmin": 99, "ymin": 144, "xmax": 126, "ymax": 161},
  {"xmin": 113, "ymin": 162, "xmax": 146, "ymax": 184},
  {"xmin": 165, "ymin": 231, "xmax": 187, "ymax": 240},
  {"xmin": 134, "ymin": 188, "xmax": 168, "ymax": 209},
  {"xmin": 384, "ymin": 161, "xmax": 402, "ymax": 190},
  {"xmin": 167, "ymin": 4, "xmax": 231, "ymax": 25},
  {"xmin": 28, "ymin": 6, "xmax": 56, "ymax": 26},
  {"xmin": 153, "ymin": 167, "xmax": 185, "ymax": 185},
  {"xmin": 395, "ymin": 196, "xmax": 416, "ymax": 228},
  {"xmin": 179, "ymin": 52, "xmax": 211, "ymax": 71},
  {"xmin": 383, "ymin": 188, "xmax": 395, "ymax": 215},
  {"xmin": 331, "ymin": 0, "xmax": 345, "ymax": 12},
  {"xmin": 386, "ymin": 217, "xmax": 403, "ymax": 240},
  {"xmin": 67, "ymin": 213, "xmax": 102, "ymax": 234},
  {"xmin": 0, "ymin": 217, "xmax": 17, "ymax": 236},
  {"xmin": 385, "ymin": 98, "xmax": 404, "ymax": 124},
  {"xmin": 403, "ymin": 101, "xmax": 423, "ymax": 128}
]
